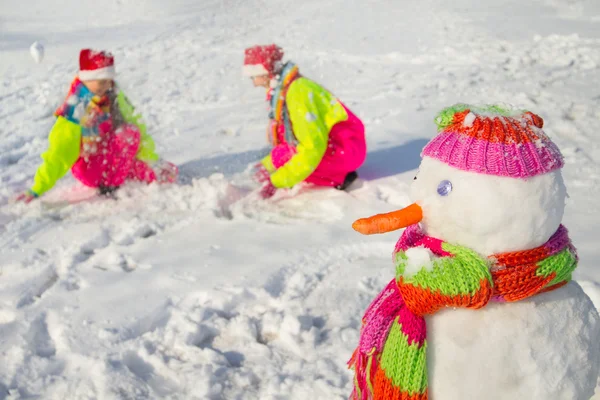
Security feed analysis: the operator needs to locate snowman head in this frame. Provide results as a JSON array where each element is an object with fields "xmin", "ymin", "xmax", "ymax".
[{"xmin": 354, "ymin": 104, "xmax": 567, "ymax": 255}]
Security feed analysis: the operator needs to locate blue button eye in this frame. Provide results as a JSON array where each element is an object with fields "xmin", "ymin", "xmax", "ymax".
[{"xmin": 437, "ymin": 180, "xmax": 453, "ymax": 196}]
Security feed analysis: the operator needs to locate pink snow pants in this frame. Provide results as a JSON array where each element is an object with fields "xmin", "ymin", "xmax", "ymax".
[
  {"xmin": 271, "ymin": 104, "xmax": 366, "ymax": 187},
  {"xmin": 71, "ymin": 123, "xmax": 156, "ymax": 188}
]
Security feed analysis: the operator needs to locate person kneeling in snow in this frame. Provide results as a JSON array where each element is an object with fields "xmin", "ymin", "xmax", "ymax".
[
  {"xmin": 244, "ymin": 44, "xmax": 367, "ymax": 199},
  {"xmin": 16, "ymin": 49, "xmax": 177, "ymax": 203}
]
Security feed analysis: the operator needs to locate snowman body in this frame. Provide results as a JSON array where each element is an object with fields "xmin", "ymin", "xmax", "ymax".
[
  {"xmin": 428, "ymin": 282, "xmax": 600, "ymax": 400},
  {"xmin": 410, "ymin": 157, "xmax": 600, "ymax": 399}
]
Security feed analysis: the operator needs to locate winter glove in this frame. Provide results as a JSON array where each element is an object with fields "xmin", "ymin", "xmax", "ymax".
[
  {"xmin": 252, "ymin": 163, "xmax": 271, "ymax": 184},
  {"xmin": 15, "ymin": 189, "xmax": 38, "ymax": 204},
  {"xmin": 259, "ymin": 181, "xmax": 277, "ymax": 199},
  {"xmin": 152, "ymin": 159, "xmax": 179, "ymax": 183}
]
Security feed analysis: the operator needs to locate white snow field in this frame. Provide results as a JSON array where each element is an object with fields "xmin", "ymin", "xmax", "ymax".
[{"xmin": 1, "ymin": 0, "xmax": 600, "ymax": 398}]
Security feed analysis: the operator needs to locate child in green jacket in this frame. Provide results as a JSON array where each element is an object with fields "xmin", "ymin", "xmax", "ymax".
[
  {"xmin": 17, "ymin": 49, "xmax": 177, "ymax": 203},
  {"xmin": 243, "ymin": 44, "xmax": 366, "ymax": 198}
]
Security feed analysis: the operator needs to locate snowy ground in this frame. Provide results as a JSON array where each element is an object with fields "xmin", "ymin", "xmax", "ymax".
[{"xmin": 1, "ymin": 0, "xmax": 600, "ymax": 398}]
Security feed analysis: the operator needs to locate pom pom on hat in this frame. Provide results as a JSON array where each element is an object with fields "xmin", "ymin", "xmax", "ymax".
[
  {"xmin": 78, "ymin": 49, "xmax": 116, "ymax": 81},
  {"xmin": 423, "ymin": 104, "xmax": 563, "ymax": 179},
  {"xmin": 243, "ymin": 44, "xmax": 284, "ymax": 77}
]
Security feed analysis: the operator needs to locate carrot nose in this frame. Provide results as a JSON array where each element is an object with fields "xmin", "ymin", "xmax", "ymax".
[{"xmin": 352, "ymin": 203, "xmax": 423, "ymax": 235}]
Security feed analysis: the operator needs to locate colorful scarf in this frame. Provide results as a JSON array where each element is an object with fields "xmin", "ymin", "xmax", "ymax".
[
  {"xmin": 55, "ymin": 78, "xmax": 124, "ymax": 157},
  {"xmin": 267, "ymin": 62, "xmax": 300, "ymax": 146},
  {"xmin": 348, "ymin": 224, "xmax": 578, "ymax": 400},
  {"xmin": 55, "ymin": 78, "xmax": 112, "ymax": 134}
]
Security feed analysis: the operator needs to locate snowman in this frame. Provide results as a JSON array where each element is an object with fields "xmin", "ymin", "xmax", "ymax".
[{"xmin": 348, "ymin": 104, "xmax": 600, "ymax": 400}]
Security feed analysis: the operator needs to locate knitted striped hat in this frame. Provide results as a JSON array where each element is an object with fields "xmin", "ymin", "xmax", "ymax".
[{"xmin": 422, "ymin": 104, "xmax": 564, "ymax": 178}]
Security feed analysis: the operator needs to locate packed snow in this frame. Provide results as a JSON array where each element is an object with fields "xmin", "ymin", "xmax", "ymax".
[
  {"xmin": 412, "ymin": 157, "xmax": 568, "ymax": 255},
  {"xmin": 1, "ymin": 0, "xmax": 600, "ymax": 399},
  {"xmin": 29, "ymin": 42, "xmax": 44, "ymax": 64},
  {"xmin": 428, "ymin": 281, "xmax": 600, "ymax": 400}
]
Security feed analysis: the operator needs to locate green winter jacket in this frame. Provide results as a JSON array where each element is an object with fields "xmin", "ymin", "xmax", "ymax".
[{"xmin": 261, "ymin": 77, "xmax": 348, "ymax": 188}]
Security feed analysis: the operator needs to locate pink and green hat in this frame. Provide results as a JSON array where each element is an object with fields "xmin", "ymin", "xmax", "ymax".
[{"xmin": 422, "ymin": 104, "xmax": 564, "ymax": 178}]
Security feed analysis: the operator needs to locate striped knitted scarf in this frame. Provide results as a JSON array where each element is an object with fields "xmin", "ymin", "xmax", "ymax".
[
  {"xmin": 267, "ymin": 62, "xmax": 300, "ymax": 146},
  {"xmin": 55, "ymin": 78, "xmax": 126, "ymax": 157},
  {"xmin": 55, "ymin": 78, "xmax": 125, "ymax": 136},
  {"xmin": 348, "ymin": 224, "xmax": 578, "ymax": 400},
  {"xmin": 55, "ymin": 78, "xmax": 110, "ymax": 131}
]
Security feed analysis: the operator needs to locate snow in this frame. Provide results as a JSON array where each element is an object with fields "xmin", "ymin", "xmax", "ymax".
[
  {"xmin": 402, "ymin": 247, "xmax": 435, "ymax": 277},
  {"xmin": 463, "ymin": 111, "xmax": 476, "ymax": 127},
  {"xmin": 1, "ymin": 0, "xmax": 600, "ymax": 399},
  {"xmin": 29, "ymin": 42, "xmax": 44, "ymax": 64},
  {"xmin": 429, "ymin": 281, "xmax": 600, "ymax": 400}
]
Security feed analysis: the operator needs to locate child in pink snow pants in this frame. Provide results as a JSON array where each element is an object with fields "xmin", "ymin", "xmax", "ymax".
[
  {"xmin": 16, "ymin": 49, "xmax": 177, "ymax": 203},
  {"xmin": 243, "ymin": 44, "xmax": 367, "ymax": 199},
  {"xmin": 270, "ymin": 105, "xmax": 365, "ymax": 187}
]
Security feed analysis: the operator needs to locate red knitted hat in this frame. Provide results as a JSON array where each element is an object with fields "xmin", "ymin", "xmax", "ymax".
[
  {"xmin": 242, "ymin": 44, "xmax": 284, "ymax": 77},
  {"xmin": 78, "ymin": 49, "xmax": 116, "ymax": 81}
]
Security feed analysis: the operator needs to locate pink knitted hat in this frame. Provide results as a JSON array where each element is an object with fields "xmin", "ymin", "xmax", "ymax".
[{"xmin": 422, "ymin": 104, "xmax": 564, "ymax": 178}]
